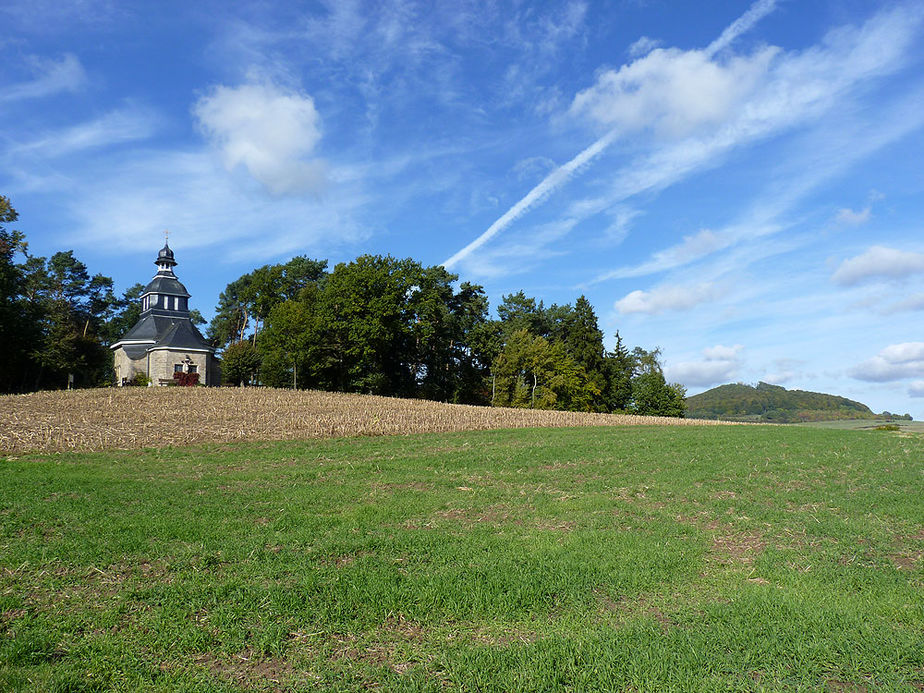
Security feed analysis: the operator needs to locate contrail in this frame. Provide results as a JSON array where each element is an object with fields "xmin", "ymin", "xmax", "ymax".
[
  {"xmin": 442, "ymin": 0, "xmax": 779, "ymax": 271},
  {"xmin": 443, "ymin": 128, "xmax": 618, "ymax": 269},
  {"xmin": 706, "ymin": 0, "xmax": 778, "ymax": 57}
]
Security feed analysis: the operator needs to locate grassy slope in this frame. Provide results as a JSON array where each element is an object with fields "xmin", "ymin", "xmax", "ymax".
[{"xmin": 1, "ymin": 426, "xmax": 922, "ymax": 691}]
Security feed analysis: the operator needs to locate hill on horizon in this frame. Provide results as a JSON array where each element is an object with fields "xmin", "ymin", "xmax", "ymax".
[{"xmin": 685, "ymin": 381, "xmax": 912, "ymax": 423}]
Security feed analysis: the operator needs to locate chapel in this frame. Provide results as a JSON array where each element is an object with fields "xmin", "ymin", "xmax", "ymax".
[{"xmin": 111, "ymin": 241, "xmax": 219, "ymax": 386}]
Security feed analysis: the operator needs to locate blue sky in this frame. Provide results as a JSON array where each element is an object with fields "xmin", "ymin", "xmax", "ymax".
[{"xmin": 3, "ymin": 0, "xmax": 924, "ymax": 416}]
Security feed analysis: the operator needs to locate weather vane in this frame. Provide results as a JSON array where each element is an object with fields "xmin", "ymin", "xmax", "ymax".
[{"xmin": 164, "ymin": 229, "xmax": 170, "ymax": 244}]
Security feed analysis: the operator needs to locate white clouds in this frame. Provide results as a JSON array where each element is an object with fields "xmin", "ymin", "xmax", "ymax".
[
  {"xmin": 1, "ymin": 54, "xmax": 86, "ymax": 103},
  {"xmin": 600, "ymin": 228, "xmax": 735, "ymax": 281},
  {"xmin": 68, "ymin": 149, "xmax": 367, "ymax": 263},
  {"xmin": 666, "ymin": 344, "xmax": 743, "ymax": 387},
  {"xmin": 627, "ymin": 36, "xmax": 661, "ymax": 59},
  {"xmin": 511, "ymin": 156, "xmax": 556, "ymax": 182},
  {"xmin": 570, "ymin": 0, "xmax": 784, "ymax": 139},
  {"xmin": 702, "ymin": 344, "xmax": 742, "ymax": 361},
  {"xmin": 763, "ymin": 358, "xmax": 805, "ymax": 385},
  {"xmin": 880, "ymin": 293, "xmax": 924, "ymax": 315},
  {"xmin": 193, "ymin": 81, "xmax": 326, "ymax": 196},
  {"xmin": 834, "ymin": 206, "xmax": 871, "ymax": 226},
  {"xmin": 444, "ymin": 1, "xmax": 781, "ymax": 272},
  {"xmin": 850, "ymin": 342, "xmax": 924, "ymax": 382},
  {"xmin": 448, "ymin": 3, "xmax": 924, "ymax": 280},
  {"xmin": 571, "ymin": 45, "xmax": 778, "ymax": 138},
  {"xmin": 832, "ymin": 246, "xmax": 924, "ymax": 286},
  {"xmin": 614, "ymin": 282, "xmax": 722, "ymax": 314},
  {"xmin": 909, "ymin": 381, "xmax": 924, "ymax": 398},
  {"xmin": 12, "ymin": 107, "xmax": 157, "ymax": 158}
]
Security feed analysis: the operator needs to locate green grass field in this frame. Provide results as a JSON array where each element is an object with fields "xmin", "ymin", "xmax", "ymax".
[{"xmin": 2, "ymin": 426, "xmax": 922, "ymax": 691}]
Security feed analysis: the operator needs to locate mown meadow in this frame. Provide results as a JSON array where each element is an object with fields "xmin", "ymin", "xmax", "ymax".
[{"xmin": 1, "ymin": 424, "xmax": 922, "ymax": 691}]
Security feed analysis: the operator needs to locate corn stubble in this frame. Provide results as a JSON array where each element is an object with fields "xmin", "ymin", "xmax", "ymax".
[{"xmin": 0, "ymin": 387, "xmax": 728, "ymax": 454}]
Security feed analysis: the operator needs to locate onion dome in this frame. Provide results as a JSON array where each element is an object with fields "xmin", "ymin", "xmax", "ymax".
[{"xmin": 156, "ymin": 242, "xmax": 177, "ymax": 269}]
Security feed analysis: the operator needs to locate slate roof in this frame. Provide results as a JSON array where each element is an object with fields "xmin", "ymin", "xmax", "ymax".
[
  {"xmin": 115, "ymin": 314, "xmax": 212, "ymax": 352},
  {"xmin": 142, "ymin": 274, "xmax": 190, "ymax": 298}
]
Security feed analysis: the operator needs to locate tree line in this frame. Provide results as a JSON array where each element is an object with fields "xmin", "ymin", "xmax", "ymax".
[
  {"xmin": 1, "ymin": 194, "xmax": 685, "ymax": 415},
  {"xmin": 0, "ymin": 195, "xmax": 203, "ymax": 392},
  {"xmin": 213, "ymin": 254, "xmax": 686, "ymax": 416}
]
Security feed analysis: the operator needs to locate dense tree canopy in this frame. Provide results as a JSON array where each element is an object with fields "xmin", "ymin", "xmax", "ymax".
[
  {"xmin": 1, "ymin": 196, "xmax": 129, "ymax": 391},
  {"xmin": 210, "ymin": 252, "xmax": 685, "ymax": 417}
]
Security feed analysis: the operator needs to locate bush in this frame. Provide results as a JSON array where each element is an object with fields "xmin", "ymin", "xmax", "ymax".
[
  {"xmin": 221, "ymin": 341, "xmax": 262, "ymax": 386},
  {"xmin": 129, "ymin": 372, "xmax": 151, "ymax": 387},
  {"xmin": 172, "ymin": 371, "xmax": 200, "ymax": 386}
]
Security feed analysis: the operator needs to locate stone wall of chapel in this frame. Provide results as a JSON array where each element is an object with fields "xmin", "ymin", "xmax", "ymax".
[
  {"xmin": 113, "ymin": 349, "xmax": 146, "ymax": 384},
  {"xmin": 114, "ymin": 348, "xmax": 219, "ymax": 386},
  {"xmin": 148, "ymin": 350, "xmax": 212, "ymax": 385}
]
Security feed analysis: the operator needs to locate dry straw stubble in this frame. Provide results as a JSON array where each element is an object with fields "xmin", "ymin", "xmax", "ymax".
[{"xmin": 0, "ymin": 387, "xmax": 729, "ymax": 455}]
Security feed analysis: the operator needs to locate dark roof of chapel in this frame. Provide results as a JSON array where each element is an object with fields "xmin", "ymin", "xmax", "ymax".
[
  {"xmin": 156, "ymin": 242, "xmax": 177, "ymax": 267},
  {"xmin": 116, "ymin": 314, "xmax": 212, "ymax": 352},
  {"xmin": 142, "ymin": 274, "xmax": 190, "ymax": 298}
]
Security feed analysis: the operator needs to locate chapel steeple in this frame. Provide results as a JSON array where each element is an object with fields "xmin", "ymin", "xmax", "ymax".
[
  {"xmin": 140, "ymin": 239, "xmax": 191, "ymax": 315},
  {"xmin": 155, "ymin": 240, "xmax": 177, "ymax": 270}
]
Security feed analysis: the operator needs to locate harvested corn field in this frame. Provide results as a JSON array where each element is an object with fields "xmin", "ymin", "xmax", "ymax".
[{"xmin": 0, "ymin": 387, "xmax": 730, "ymax": 455}]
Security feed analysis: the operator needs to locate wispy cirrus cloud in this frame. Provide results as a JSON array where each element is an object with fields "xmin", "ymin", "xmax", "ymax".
[
  {"xmin": 834, "ymin": 206, "xmax": 871, "ymax": 226},
  {"xmin": 591, "ymin": 80, "xmax": 924, "ymax": 285},
  {"xmin": 443, "ymin": 129, "xmax": 618, "ymax": 269},
  {"xmin": 627, "ymin": 36, "xmax": 661, "ymax": 59},
  {"xmin": 11, "ymin": 107, "xmax": 158, "ymax": 158},
  {"xmin": 763, "ymin": 357, "xmax": 806, "ymax": 385},
  {"xmin": 68, "ymin": 148, "xmax": 368, "ymax": 262},
  {"xmin": 0, "ymin": 53, "xmax": 86, "ymax": 103},
  {"xmin": 879, "ymin": 293, "xmax": 924, "ymax": 315},
  {"xmin": 444, "ymin": 0, "xmax": 781, "ymax": 272},
  {"xmin": 448, "ymin": 2, "xmax": 924, "ymax": 279}
]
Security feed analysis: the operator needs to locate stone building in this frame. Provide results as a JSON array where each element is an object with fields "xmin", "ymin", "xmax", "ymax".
[{"xmin": 111, "ymin": 242, "xmax": 219, "ymax": 385}]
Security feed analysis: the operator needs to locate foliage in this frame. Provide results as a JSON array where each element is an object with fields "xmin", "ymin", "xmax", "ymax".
[
  {"xmin": 129, "ymin": 372, "xmax": 151, "ymax": 387},
  {"xmin": 601, "ymin": 332, "xmax": 633, "ymax": 412},
  {"xmin": 172, "ymin": 371, "xmax": 199, "ymax": 386},
  {"xmin": 207, "ymin": 256, "xmax": 327, "ymax": 347},
  {"xmin": 220, "ymin": 340, "xmax": 262, "ymax": 386},
  {"xmin": 492, "ymin": 329, "xmax": 600, "ymax": 411},
  {"xmin": 627, "ymin": 347, "xmax": 687, "ymax": 417},
  {"xmin": 100, "ymin": 283, "xmax": 145, "ymax": 345},
  {"xmin": 248, "ymin": 255, "xmax": 494, "ymax": 402},
  {"xmin": 204, "ymin": 252, "xmax": 687, "ymax": 416},
  {"xmin": 0, "ymin": 196, "xmax": 118, "ymax": 392},
  {"xmin": 0, "ymin": 195, "xmax": 38, "ymax": 393},
  {"xmin": 686, "ymin": 382, "xmax": 885, "ymax": 423}
]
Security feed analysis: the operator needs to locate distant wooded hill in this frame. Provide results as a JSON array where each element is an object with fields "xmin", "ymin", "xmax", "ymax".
[{"xmin": 686, "ymin": 382, "xmax": 911, "ymax": 423}]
